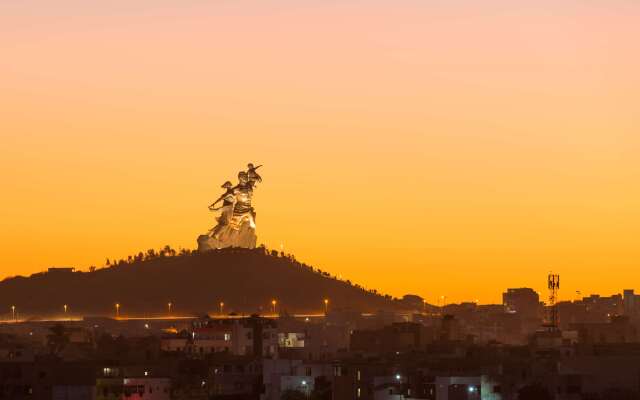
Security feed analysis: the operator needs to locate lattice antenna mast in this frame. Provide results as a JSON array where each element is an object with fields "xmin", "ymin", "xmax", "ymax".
[{"xmin": 547, "ymin": 273, "xmax": 560, "ymax": 331}]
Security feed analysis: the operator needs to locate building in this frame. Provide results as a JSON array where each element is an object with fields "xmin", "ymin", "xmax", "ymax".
[
  {"xmin": 623, "ymin": 289, "xmax": 639, "ymax": 319},
  {"xmin": 161, "ymin": 316, "xmax": 278, "ymax": 358},
  {"xmin": 95, "ymin": 377, "xmax": 170, "ymax": 400},
  {"xmin": 570, "ymin": 315, "xmax": 638, "ymax": 344},
  {"xmin": 434, "ymin": 376, "xmax": 500, "ymax": 400},
  {"xmin": 261, "ymin": 358, "xmax": 333, "ymax": 400},
  {"xmin": 502, "ymin": 288, "xmax": 539, "ymax": 319},
  {"xmin": 350, "ymin": 322, "xmax": 435, "ymax": 354},
  {"xmin": 48, "ymin": 267, "xmax": 76, "ymax": 274},
  {"xmin": 209, "ymin": 356, "xmax": 262, "ymax": 399},
  {"xmin": 502, "ymin": 288, "xmax": 541, "ymax": 334}
]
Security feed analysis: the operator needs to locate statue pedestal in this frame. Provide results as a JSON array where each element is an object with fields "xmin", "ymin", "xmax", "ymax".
[{"xmin": 197, "ymin": 222, "xmax": 257, "ymax": 252}]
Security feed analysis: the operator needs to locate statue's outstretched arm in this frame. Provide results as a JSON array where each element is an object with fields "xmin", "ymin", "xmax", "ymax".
[
  {"xmin": 209, "ymin": 192, "xmax": 236, "ymax": 211},
  {"xmin": 208, "ymin": 194, "xmax": 226, "ymax": 210}
]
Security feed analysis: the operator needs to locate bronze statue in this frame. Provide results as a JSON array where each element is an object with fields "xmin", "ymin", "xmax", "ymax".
[{"xmin": 198, "ymin": 163, "xmax": 262, "ymax": 251}]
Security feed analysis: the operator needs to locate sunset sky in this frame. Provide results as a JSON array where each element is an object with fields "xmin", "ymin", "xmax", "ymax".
[{"xmin": 1, "ymin": 0, "xmax": 639, "ymax": 304}]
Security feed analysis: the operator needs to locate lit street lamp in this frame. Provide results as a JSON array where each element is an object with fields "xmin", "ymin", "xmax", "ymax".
[
  {"xmin": 271, "ymin": 299, "xmax": 277, "ymax": 314},
  {"xmin": 219, "ymin": 302, "xmax": 224, "ymax": 315},
  {"xmin": 115, "ymin": 303, "xmax": 120, "ymax": 318},
  {"xmin": 324, "ymin": 299, "xmax": 329, "ymax": 314},
  {"xmin": 167, "ymin": 302, "xmax": 172, "ymax": 316},
  {"xmin": 11, "ymin": 305, "xmax": 16, "ymax": 322},
  {"xmin": 63, "ymin": 304, "xmax": 68, "ymax": 319}
]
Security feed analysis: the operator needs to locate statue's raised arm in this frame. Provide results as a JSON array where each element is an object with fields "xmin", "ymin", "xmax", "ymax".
[{"xmin": 247, "ymin": 163, "xmax": 262, "ymax": 184}]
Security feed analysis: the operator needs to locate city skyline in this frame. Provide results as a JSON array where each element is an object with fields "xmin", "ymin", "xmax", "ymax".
[{"xmin": 2, "ymin": 1, "xmax": 640, "ymax": 303}]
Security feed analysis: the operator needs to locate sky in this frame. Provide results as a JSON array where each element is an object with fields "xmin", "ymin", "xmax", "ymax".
[{"xmin": 1, "ymin": 0, "xmax": 639, "ymax": 304}]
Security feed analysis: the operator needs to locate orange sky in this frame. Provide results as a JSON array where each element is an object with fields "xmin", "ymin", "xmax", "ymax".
[{"xmin": 1, "ymin": 1, "xmax": 639, "ymax": 304}]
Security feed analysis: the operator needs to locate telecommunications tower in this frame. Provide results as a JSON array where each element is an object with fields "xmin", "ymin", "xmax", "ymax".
[{"xmin": 546, "ymin": 273, "xmax": 560, "ymax": 331}]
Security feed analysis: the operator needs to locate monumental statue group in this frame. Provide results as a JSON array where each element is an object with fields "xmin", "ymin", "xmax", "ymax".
[{"xmin": 197, "ymin": 163, "xmax": 262, "ymax": 251}]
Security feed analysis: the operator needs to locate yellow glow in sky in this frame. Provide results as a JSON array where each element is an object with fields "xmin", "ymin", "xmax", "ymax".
[{"xmin": 1, "ymin": 1, "xmax": 639, "ymax": 303}]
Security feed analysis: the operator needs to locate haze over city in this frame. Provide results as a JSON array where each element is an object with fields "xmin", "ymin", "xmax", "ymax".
[{"xmin": 2, "ymin": 0, "xmax": 640, "ymax": 304}]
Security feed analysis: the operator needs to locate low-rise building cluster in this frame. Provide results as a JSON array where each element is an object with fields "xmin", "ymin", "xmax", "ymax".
[{"xmin": 2, "ymin": 288, "xmax": 640, "ymax": 399}]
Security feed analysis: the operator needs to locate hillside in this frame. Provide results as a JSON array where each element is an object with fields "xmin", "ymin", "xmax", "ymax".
[{"xmin": 0, "ymin": 247, "xmax": 406, "ymax": 318}]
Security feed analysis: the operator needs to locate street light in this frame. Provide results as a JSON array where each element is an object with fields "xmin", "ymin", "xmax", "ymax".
[
  {"xmin": 271, "ymin": 299, "xmax": 277, "ymax": 314},
  {"xmin": 219, "ymin": 302, "xmax": 224, "ymax": 315},
  {"xmin": 115, "ymin": 303, "xmax": 120, "ymax": 318},
  {"xmin": 63, "ymin": 304, "xmax": 68, "ymax": 319},
  {"xmin": 324, "ymin": 299, "xmax": 329, "ymax": 314},
  {"xmin": 11, "ymin": 305, "xmax": 16, "ymax": 322},
  {"xmin": 167, "ymin": 302, "xmax": 172, "ymax": 316}
]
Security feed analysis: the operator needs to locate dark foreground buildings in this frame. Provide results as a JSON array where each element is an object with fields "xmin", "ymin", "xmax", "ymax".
[{"xmin": 2, "ymin": 288, "xmax": 640, "ymax": 399}]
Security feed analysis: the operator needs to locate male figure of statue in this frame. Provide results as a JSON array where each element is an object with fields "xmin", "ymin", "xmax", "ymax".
[{"xmin": 232, "ymin": 171, "xmax": 256, "ymax": 227}]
